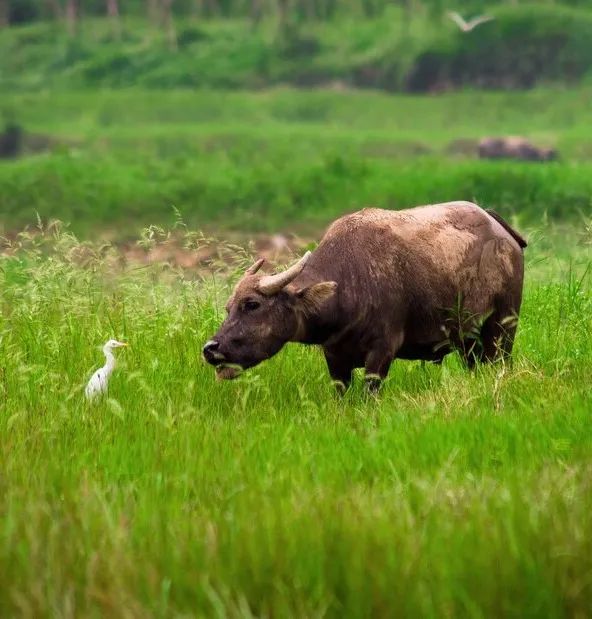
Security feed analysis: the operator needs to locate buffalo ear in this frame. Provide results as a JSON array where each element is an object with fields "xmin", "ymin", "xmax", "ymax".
[{"xmin": 295, "ymin": 281, "xmax": 337, "ymax": 315}]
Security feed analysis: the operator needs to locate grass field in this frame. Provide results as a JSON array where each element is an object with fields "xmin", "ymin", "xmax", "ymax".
[
  {"xmin": 2, "ymin": 48, "xmax": 592, "ymax": 614},
  {"xmin": 0, "ymin": 221, "xmax": 591, "ymax": 616},
  {"xmin": 3, "ymin": 87, "xmax": 592, "ymax": 236}
]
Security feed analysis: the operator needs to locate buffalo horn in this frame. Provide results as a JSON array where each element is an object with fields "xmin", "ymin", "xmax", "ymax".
[
  {"xmin": 258, "ymin": 251, "xmax": 311, "ymax": 295},
  {"xmin": 246, "ymin": 258, "xmax": 265, "ymax": 275}
]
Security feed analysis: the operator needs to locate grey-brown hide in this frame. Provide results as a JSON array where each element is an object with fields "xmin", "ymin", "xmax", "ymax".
[
  {"xmin": 203, "ymin": 201, "xmax": 526, "ymax": 390},
  {"xmin": 478, "ymin": 136, "xmax": 557, "ymax": 162}
]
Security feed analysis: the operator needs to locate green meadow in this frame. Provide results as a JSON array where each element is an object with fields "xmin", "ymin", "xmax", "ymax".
[{"xmin": 2, "ymin": 87, "xmax": 592, "ymax": 235}]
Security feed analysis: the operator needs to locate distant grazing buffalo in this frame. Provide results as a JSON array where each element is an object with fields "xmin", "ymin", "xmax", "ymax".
[
  {"xmin": 0, "ymin": 123, "xmax": 23, "ymax": 158},
  {"xmin": 203, "ymin": 202, "xmax": 527, "ymax": 392},
  {"xmin": 478, "ymin": 136, "xmax": 557, "ymax": 162}
]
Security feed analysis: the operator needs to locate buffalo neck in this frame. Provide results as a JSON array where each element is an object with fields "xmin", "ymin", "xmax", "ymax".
[{"xmin": 289, "ymin": 268, "xmax": 344, "ymax": 346}]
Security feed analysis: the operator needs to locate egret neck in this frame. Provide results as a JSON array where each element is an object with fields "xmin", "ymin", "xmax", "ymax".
[{"xmin": 102, "ymin": 344, "xmax": 117, "ymax": 375}]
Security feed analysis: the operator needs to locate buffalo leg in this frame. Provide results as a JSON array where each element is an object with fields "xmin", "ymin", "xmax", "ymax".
[
  {"xmin": 480, "ymin": 307, "xmax": 519, "ymax": 363},
  {"xmin": 364, "ymin": 349, "xmax": 394, "ymax": 393},
  {"xmin": 323, "ymin": 350, "xmax": 354, "ymax": 394}
]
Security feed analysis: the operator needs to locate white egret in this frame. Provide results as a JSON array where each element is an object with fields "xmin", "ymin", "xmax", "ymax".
[
  {"xmin": 85, "ymin": 339, "xmax": 128, "ymax": 400},
  {"xmin": 447, "ymin": 11, "xmax": 494, "ymax": 32}
]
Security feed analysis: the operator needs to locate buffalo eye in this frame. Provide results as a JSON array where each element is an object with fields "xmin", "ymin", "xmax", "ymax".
[{"xmin": 243, "ymin": 300, "xmax": 261, "ymax": 312}]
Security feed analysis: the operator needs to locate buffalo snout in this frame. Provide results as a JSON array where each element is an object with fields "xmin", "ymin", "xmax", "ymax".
[{"xmin": 203, "ymin": 340, "xmax": 225, "ymax": 365}]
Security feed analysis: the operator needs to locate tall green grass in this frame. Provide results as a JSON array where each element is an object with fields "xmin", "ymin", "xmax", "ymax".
[{"xmin": 0, "ymin": 223, "xmax": 591, "ymax": 616}]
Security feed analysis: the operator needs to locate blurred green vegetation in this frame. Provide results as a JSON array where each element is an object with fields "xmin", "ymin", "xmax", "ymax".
[
  {"xmin": 7, "ymin": 0, "xmax": 592, "ymax": 23},
  {"xmin": 1, "ymin": 88, "xmax": 591, "ymax": 236},
  {"xmin": 3, "ymin": 4, "xmax": 592, "ymax": 92}
]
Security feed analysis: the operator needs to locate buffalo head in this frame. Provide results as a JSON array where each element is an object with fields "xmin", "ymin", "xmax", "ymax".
[{"xmin": 203, "ymin": 252, "xmax": 337, "ymax": 379}]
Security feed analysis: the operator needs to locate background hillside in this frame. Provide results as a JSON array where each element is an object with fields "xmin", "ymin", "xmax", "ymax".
[{"xmin": 3, "ymin": 1, "xmax": 592, "ymax": 92}]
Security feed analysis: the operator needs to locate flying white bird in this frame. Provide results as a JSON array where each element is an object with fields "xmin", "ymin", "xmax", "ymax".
[
  {"xmin": 85, "ymin": 339, "xmax": 128, "ymax": 400},
  {"xmin": 447, "ymin": 11, "xmax": 494, "ymax": 32}
]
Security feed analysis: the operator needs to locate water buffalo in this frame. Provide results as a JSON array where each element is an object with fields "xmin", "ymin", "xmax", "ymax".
[
  {"xmin": 203, "ymin": 201, "xmax": 527, "ymax": 392},
  {"xmin": 478, "ymin": 136, "xmax": 557, "ymax": 162}
]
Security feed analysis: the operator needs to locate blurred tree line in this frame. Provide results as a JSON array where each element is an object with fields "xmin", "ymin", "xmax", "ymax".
[
  {"xmin": 2, "ymin": 0, "xmax": 592, "ymax": 91},
  {"xmin": 2, "ymin": 0, "xmax": 591, "ymax": 28}
]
